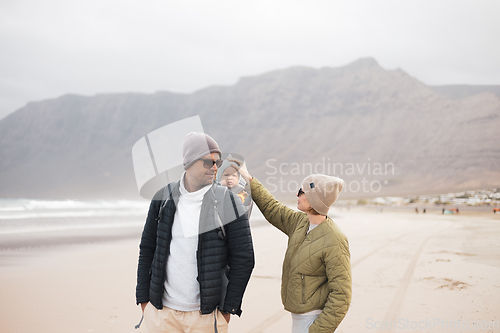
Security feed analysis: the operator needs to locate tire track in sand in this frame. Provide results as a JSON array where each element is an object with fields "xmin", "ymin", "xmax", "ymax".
[
  {"xmin": 351, "ymin": 225, "xmax": 438, "ymax": 269},
  {"xmin": 245, "ymin": 309, "xmax": 288, "ymax": 333},
  {"xmin": 246, "ymin": 222, "xmax": 452, "ymax": 333},
  {"xmin": 376, "ymin": 223, "xmax": 453, "ymax": 333}
]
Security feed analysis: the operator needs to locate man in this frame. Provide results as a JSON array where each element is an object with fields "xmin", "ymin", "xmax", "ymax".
[{"xmin": 136, "ymin": 132, "xmax": 255, "ymax": 332}]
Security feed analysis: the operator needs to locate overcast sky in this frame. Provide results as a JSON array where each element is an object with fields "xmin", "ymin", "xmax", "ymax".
[{"xmin": 1, "ymin": 0, "xmax": 499, "ymax": 119}]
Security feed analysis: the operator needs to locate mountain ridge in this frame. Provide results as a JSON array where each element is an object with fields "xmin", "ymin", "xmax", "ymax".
[{"xmin": 1, "ymin": 58, "xmax": 499, "ymax": 199}]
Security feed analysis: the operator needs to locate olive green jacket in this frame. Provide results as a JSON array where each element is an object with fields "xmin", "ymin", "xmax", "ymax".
[{"xmin": 251, "ymin": 178, "xmax": 352, "ymax": 332}]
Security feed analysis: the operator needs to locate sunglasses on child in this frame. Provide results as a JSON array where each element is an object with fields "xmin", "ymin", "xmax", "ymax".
[{"xmin": 200, "ymin": 158, "xmax": 223, "ymax": 169}]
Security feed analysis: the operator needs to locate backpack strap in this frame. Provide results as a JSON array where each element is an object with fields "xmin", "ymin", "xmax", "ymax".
[
  {"xmin": 213, "ymin": 185, "xmax": 227, "ymax": 238},
  {"xmin": 156, "ymin": 182, "xmax": 176, "ymax": 223},
  {"xmin": 213, "ymin": 185, "xmax": 243, "ymax": 238}
]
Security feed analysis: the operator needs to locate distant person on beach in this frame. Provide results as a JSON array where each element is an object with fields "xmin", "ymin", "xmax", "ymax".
[
  {"xmin": 136, "ymin": 133, "xmax": 254, "ymax": 333},
  {"xmin": 230, "ymin": 158, "xmax": 351, "ymax": 333},
  {"xmin": 415, "ymin": 207, "xmax": 419, "ymax": 214},
  {"xmin": 216, "ymin": 159, "xmax": 253, "ymax": 216}
]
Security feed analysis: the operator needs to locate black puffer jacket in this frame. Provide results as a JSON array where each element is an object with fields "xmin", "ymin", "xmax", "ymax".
[{"xmin": 136, "ymin": 182, "xmax": 255, "ymax": 316}]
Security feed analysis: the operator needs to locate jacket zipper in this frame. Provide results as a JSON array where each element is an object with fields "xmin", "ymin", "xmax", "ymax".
[
  {"xmin": 197, "ymin": 236, "xmax": 202, "ymax": 312},
  {"xmin": 301, "ymin": 274, "xmax": 305, "ymax": 303}
]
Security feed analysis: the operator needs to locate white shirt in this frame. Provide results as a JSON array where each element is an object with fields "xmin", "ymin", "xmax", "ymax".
[
  {"xmin": 162, "ymin": 174, "xmax": 212, "ymax": 311},
  {"xmin": 307, "ymin": 222, "xmax": 320, "ymax": 234}
]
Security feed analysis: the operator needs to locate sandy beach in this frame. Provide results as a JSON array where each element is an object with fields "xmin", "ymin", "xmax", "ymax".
[{"xmin": 1, "ymin": 207, "xmax": 499, "ymax": 333}]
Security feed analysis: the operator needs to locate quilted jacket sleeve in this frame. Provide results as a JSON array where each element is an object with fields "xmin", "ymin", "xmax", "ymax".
[
  {"xmin": 222, "ymin": 191, "xmax": 255, "ymax": 316},
  {"xmin": 135, "ymin": 188, "xmax": 163, "ymax": 305},
  {"xmin": 309, "ymin": 235, "xmax": 352, "ymax": 332},
  {"xmin": 250, "ymin": 178, "xmax": 304, "ymax": 237}
]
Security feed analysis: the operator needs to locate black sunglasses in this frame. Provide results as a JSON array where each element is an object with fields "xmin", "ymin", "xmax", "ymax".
[
  {"xmin": 200, "ymin": 158, "xmax": 223, "ymax": 169},
  {"xmin": 297, "ymin": 188, "xmax": 305, "ymax": 197}
]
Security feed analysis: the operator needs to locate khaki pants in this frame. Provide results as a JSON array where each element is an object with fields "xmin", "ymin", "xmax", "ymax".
[{"xmin": 142, "ymin": 303, "xmax": 229, "ymax": 333}]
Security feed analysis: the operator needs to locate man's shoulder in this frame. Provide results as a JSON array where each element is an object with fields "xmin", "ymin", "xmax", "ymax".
[
  {"xmin": 151, "ymin": 181, "xmax": 180, "ymax": 202},
  {"xmin": 211, "ymin": 184, "xmax": 239, "ymax": 202},
  {"xmin": 211, "ymin": 183, "xmax": 228, "ymax": 197}
]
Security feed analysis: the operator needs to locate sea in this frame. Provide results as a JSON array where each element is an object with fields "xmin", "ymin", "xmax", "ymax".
[
  {"xmin": 0, "ymin": 198, "xmax": 150, "ymax": 249},
  {"xmin": 0, "ymin": 197, "xmax": 271, "ymax": 250}
]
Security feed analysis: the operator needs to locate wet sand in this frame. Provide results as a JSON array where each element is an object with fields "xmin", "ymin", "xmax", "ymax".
[{"xmin": 0, "ymin": 208, "xmax": 499, "ymax": 333}]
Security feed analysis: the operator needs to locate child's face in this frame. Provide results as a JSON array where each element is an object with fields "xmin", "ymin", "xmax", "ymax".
[{"xmin": 221, "ymin": 167, "xmax": 239, "ymax": 188}]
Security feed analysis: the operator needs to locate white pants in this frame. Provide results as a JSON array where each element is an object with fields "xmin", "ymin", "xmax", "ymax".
[{"xmin": 291, "ymin": 313, "xmax": 320, "ymax": 333}]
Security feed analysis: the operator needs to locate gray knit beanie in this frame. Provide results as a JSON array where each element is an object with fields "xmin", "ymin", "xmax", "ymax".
[
  {"xmin": 302, "ymin": 174, "xmax": 344, "ymax": 215},
  {"xmin": 182, "ymin": 132, "xmax": 221, "ymax": 170},
  {"xmin": 216, "ymin": 159, "xmax": 238, "ymax": 183}
]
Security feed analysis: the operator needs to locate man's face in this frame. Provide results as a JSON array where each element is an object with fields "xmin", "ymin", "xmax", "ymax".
[
  {"xmin": 186, "ymin": 152, "xmax": 221, "ymax": 189},
  {"xmin": 221, "ymin": 167, "xmax": 239, "ymax": 188}
]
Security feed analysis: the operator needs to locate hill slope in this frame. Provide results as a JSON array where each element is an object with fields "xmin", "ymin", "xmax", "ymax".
[{"xmin": 1, "ymin": 58, "xmax": 499, "ymax": 199}]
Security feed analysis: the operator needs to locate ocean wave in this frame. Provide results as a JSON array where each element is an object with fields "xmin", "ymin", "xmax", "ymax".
[
  {"xmin": 0, "ymin": 209, "xmax": 147, "ymax": 220},
  {"xmin": 0, "ymin": 199, "xmax": 149, "ymax": 219},
  {"xmin": 0, "ymin": 221, "xmax": 145, "ymax": 235}
]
